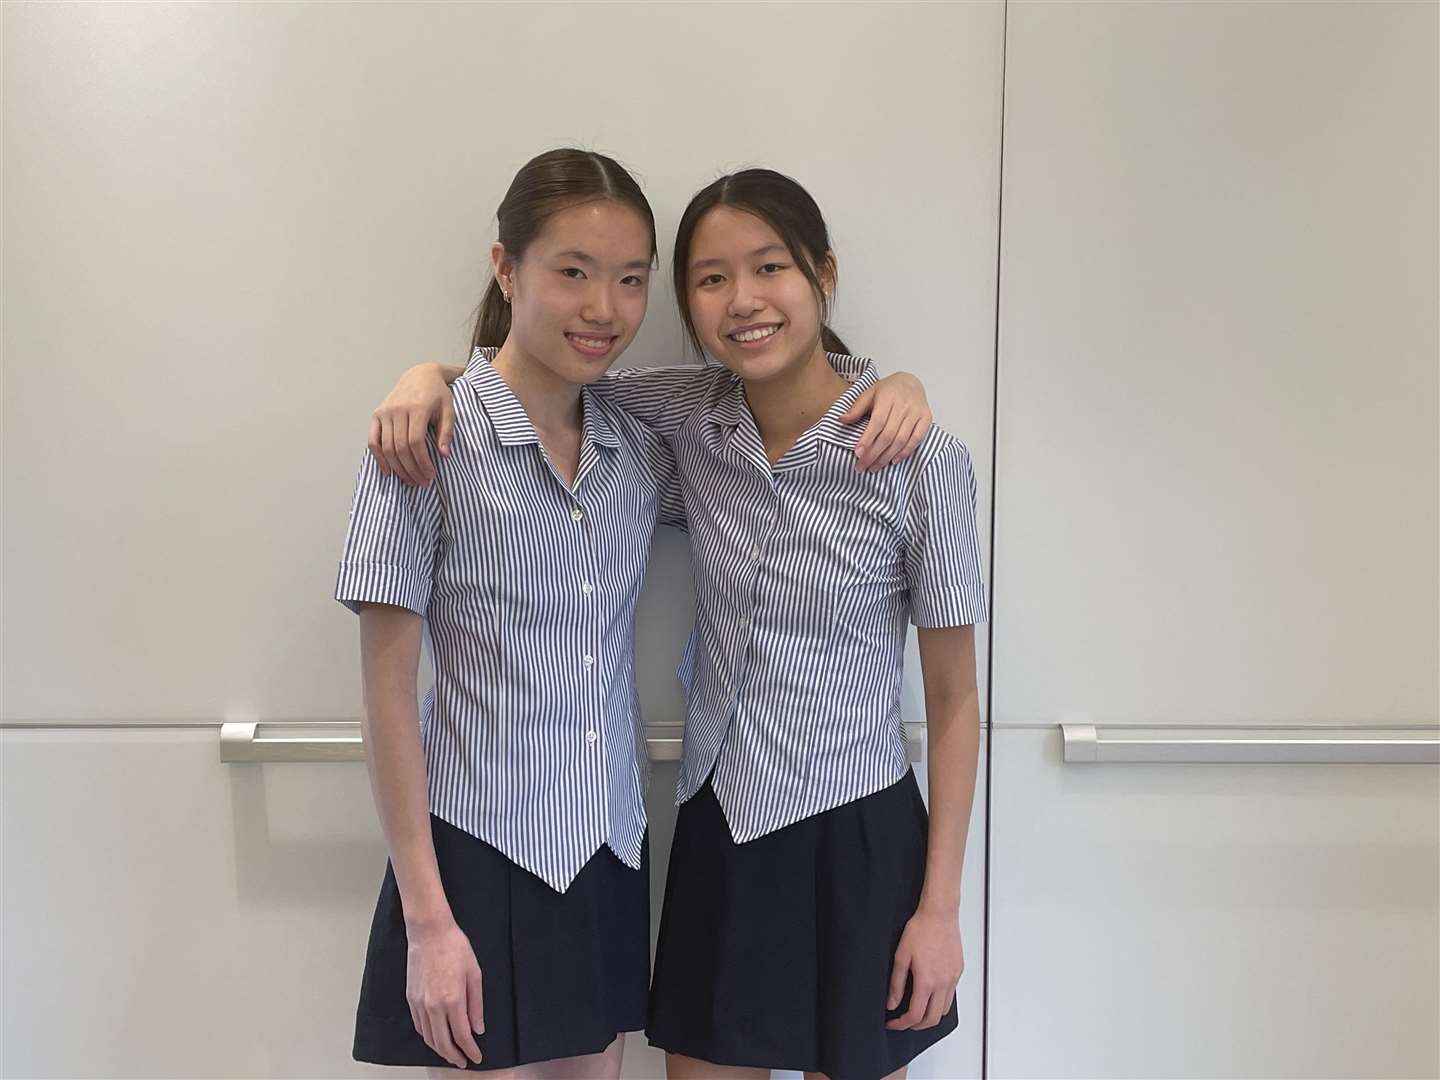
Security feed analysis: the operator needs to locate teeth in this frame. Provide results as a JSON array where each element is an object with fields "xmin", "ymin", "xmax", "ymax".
[
  {"xmin": 569, "ymin": 335, "xmax": 610, "ymax": 350},
  {"xmin": 731, "ymin": 325, "xmax": 779, "ymax": 343}
]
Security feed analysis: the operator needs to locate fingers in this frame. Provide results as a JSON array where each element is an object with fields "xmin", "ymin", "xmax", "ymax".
[
  {"xmin": 425, "ymin": 1000, "xmax": 467, "ymax": 1069},
  {"xmin": 886, "ymin": 948, "xmax": 910, "ymax": 1012},
  {"xmin": 437, "ymin": 400, "xmax": 456, "ymax": 459},
  {"xmin": 918, "ymin": 984, "xmax": 950, "ymax": 1029},
  {"xmin": 887, "ymin": 980, "xmax": 933, "ymax": 1031},
  {"xmin": 466, "ymin": 965, "xmax": 485, "ymax": 1037},
  {"xmin": 889, "ymin": 413, "xmax": 925, "ymax": 465},
  {"xmin": 446, "ymin": 995, "xmax": 484, "ymax": 1066},
  {"xmin": 854, "ymin": 399, "xmax": 895, "ymax": 471},
  {"xmin": 858, "ymin": 404, "xmax": 906, "ymax": 471},
  {"xmin": 839, "ymin": 385, "xmax": 875, "ymax": 425},
  {"xmin": 379, "ymin": 413, "xmax": 406, "ymax": 483},
  {"xmin": 391, "ymin": 412, "xmax": 428, "ymax": 488},
  {"xmin": 368, "ymin": 416, "xmax": 389, "ymax": 477}
]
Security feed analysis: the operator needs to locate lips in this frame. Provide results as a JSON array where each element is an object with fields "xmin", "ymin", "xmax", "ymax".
[
  {"xmin": 727, "ymin": 322, "xmax": 783, "ymax": 345},
  {"xmin": 565, "ymin": 332, "xmax": 618, "ymax": 359}
]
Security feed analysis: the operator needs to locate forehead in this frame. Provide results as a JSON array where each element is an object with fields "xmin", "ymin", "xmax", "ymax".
[
  {"xmin": 531, "ymin": 199, "xmax": 652, "ymax": 260},
  {"xmin": 690, "ymin": 205, "xmax": 786, "ymax": 258}
]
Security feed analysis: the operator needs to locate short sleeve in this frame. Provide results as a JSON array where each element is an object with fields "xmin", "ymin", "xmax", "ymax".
[
  {"xmin": 334, "ymin": 449, "xmax": 443, "ymax": 616},
  {"xmin": 903, "ymin": 440, "xmax": 989, "ymax": 627}
]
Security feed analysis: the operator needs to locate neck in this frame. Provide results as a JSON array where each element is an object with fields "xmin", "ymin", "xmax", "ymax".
[
  {"xmin": 490, "ymin": 338, "xmax": 583, "ymax": 433},
  {"xmin": 742, "ymin": 342, "xmax": 848, "ymax": 457}
]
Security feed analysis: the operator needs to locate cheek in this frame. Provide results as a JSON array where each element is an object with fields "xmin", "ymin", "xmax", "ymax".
[
  {"xmin": 624, "ymin": 290, "xmax": 649, "ymax": 324},
  {"xmin": 783, "ymin": 284, "xmax": 822, "ymax": 327},
  {"xmin": 690, "ymin": 295, "xmax": 725, "ymax": 340}
]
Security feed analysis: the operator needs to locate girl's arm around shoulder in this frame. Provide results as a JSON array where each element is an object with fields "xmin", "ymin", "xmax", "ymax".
[
  {"xmin": 589, "ymin": 362, "xmax": 728, "ymax": 437},
  {"xmin": 840, "ymin": 369, "xmax": 934, "ymax": 472},
  {"xmin": 369, "ymin": 361, "xmax": 466, "ymax": 488}
]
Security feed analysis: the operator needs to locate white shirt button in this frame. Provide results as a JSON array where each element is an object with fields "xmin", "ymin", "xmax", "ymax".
[
  {"xmin": 750, "ymin": 545, "xmax": 761, "ymax": 561},
  {"xmin": 739, "ymin": 613, "xmax": 750, "ymax": 628},
  {"xmin": 583, "ymin": 654, "xmax": 594, "ymax": 668},
  {"xmin": 585, "ymin": 730, "xmax": 598, "ymax": 744},
  {"xmin": 571, "ymin": 506, "xmax": 584, "ymax": 522},
  {"xmin": 581, "ymin": 582, "xmax": 593, "ymax": 595}
]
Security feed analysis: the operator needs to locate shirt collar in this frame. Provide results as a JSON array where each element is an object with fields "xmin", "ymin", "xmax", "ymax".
[
  {"xmin": 464, "ymin": 346, "xmax": 620, "ymax": 450},
  {"xmin": 703, "ymin": 352, "xmax": 881, "ymax": 452}
]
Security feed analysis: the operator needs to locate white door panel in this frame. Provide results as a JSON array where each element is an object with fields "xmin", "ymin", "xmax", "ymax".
[{"xmin": 988, "ymin": 726, "xmax": 1439, "ymax": 1080}]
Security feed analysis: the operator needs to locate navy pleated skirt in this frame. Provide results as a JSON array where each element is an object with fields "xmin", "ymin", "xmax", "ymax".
[
  {"xmin": 646, "ymin": 768, "xmax": 958, "ymax": 1080},
  {"xmin": 353, "ymin": 814, "xmax": 649, "ymax": 1071}
]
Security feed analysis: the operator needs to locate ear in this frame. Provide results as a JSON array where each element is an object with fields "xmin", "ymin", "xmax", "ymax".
[
  {"xmin": 491, "ymin": 242, "xmax": 516, "ymax": 297},
  {"xmin": 819, "ymin": 251, "xmax": 838, "ymax": 299}
]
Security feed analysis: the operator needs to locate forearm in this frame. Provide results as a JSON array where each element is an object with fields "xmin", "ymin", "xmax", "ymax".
[
  {"xmin": 918, "ymin": 676, "xmax": 981, "ymax": 917},
  {"xmin": 358, "ymin": 608, "xmax": 453, "ymax": 932}
]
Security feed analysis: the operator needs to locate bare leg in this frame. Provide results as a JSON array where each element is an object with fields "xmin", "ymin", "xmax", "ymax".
[
  {"xmin": 805, "ymin": 1069, "xmax": 906, "ymax": 1080},
  {"xmin": 666, "ymin": 1053, "xmax": 768, "ymax": 1080},
  {"xmin": 532, "ymin": 1033, "xmax": 626, "ymax": 1080}
]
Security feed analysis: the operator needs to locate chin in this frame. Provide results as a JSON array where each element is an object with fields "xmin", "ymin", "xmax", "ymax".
[
  {"xmin": 547, "ymin": 349, "xmax": 619, "ymax": 386},
  {"xmin": 714, "ymin": 348, "xmax": 795, "ymax": 383}
]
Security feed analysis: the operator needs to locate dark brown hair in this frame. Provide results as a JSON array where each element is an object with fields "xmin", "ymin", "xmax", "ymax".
[
  {"xmin": 470, "ymin": 148, "xmax": 657, "ymax": 350},
  {"xmin": 671, "ymin": 168, "xmax": 850, "ymax": 357}
]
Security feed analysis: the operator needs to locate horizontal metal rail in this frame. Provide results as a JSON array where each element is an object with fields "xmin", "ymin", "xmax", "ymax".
[
  {"xmin": 220, "ymin": 721, "xmax": 925, "ymax": 764},
  {"xmin": 1061, "ymin": 724, "xmax": 1440, "ymax": 765}
]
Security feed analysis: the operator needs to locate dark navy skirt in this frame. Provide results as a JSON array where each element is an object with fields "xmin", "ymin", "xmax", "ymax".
[
  {"xmin": 353, "ymin": 814, "xmax": 649, "ymax": 1071},
  {"xmin": 647, "ymin": 768, "xmax": 958, "ymax": 1080}
]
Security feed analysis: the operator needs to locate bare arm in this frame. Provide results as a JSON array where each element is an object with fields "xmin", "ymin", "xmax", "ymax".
[
  {"xmin": 357, "ymin": 602, "xmax": 484, "ymax": 1069},
  {"xmin": 886, "ymin": 623, "xmax": 981, "ymax": 1032},
  {"xmin": 369, "ymin": 360, "xmax": 935, "ymax": 487}
]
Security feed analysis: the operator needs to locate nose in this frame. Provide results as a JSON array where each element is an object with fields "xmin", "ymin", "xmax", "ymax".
[
  {"xmin": 727, "ymin": 275, "xmax": 762, "ymax": 319},
  {"xmin": 580, "ymin": 282, "xmax": 615, "ymax": 325}
]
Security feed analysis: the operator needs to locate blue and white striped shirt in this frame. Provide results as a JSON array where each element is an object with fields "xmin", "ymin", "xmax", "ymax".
[
  {"xmin": 594, "ymin": 356, "xmax": 988, "ymax": 842},
  {"xmin": 335, "ymin": 347, "xmax": 681, "ymax": 892}
]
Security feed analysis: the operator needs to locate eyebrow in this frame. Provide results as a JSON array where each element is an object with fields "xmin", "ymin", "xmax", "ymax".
[
  {"xmin": 689, "ymin": 243, "xmax": 789, "ymax": 273},
  {"xmin": 555, "ymin": 249, "xmax": 653, "ymax": 272}
]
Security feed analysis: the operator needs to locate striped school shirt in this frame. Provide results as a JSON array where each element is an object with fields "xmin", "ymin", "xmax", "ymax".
[
  {"xmin": 335, "ymin": 347, "xmax": 682, "ymax": 892},
  {"xmin": 593, "ymin": 356, "xmax": 988, "ymax": 842}
]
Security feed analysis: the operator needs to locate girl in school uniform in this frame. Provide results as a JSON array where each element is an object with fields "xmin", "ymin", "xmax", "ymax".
[
  {"xmin": 645, "ymin": 171, "xmax": 986, "ymax": 1080},
  {"xmin": 373, "ymin": 167, "xmax": 985, "ymax": 1080},
  {"xmin": 339, "ymin": 149, "xmax": 931, "ymax": 1080}
]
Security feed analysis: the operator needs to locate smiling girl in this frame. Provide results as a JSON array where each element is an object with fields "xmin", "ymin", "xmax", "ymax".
[
  {"xmin": 340, "ymin": 150, "xmax": 932, "ymax": 1080},
  {"xmin": 638, "ymin": 171, "xmax": 986, "ymax": 1080},
  {"xmin": 372, "ymin": 166, "xmax": 985, "ymax": 1080}
]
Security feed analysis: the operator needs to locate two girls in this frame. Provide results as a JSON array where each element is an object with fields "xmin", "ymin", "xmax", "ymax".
[
  {"xmin": 370, "ymin": 162, "xmax": 988, "ymax": 1080},
  {"xmin": 336, "ymin": 149, "xmax": 934, "ymax": 1080}
]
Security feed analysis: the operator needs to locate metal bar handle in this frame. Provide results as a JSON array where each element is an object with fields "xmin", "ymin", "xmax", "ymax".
[
  {"xmin": 221, "ymin": 721, "xmax": 926, "ymax": 764},
  {"xmin": 1061, "ymin": 724, "xmax": 1440, "ymax": 765}
]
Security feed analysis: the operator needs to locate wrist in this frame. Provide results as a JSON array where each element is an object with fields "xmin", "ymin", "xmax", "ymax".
[
  {"xmin": 401, "ymin": 896, "xmax": 456, "ymax": 936},
  {"xmin": 916, "ymin": 888, "xmax": 961, "ymax": 921}
]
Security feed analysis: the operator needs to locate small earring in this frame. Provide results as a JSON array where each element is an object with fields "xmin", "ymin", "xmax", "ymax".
[{"xmin": 502, "ymin": 287, "xmax": 512, "ymax": 303}]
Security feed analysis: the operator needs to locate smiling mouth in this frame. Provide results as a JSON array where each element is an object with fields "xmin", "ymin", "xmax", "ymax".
[
  {"xmin": 727, "ymin": 323, "xmax": 782, "ymax": 344},
  {"xmin": 565, "ymin": 332, "xmax": 618, "ymax": 356}
]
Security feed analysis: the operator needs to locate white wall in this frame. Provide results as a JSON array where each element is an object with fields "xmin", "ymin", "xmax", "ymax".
[{"xmin": 2, "ymin": 4, "xmax": 1003, "ymax": 1077}]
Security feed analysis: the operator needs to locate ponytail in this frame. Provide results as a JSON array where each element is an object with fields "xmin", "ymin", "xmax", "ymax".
[{"xmin": 471, "ymin": 277, "xmax": 511, "ymax": 350}]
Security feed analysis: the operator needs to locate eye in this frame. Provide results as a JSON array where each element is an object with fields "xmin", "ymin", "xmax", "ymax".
[
  {"xmin": 560, "ymin": 267, "xmax": 586, "ymax": 280},
  {"xmin": 696, "ymin": 273, "xmax": 725, "ymax": 288},
  {"xmin": 759, "ymin": 262, "xmax": 787, "ymax": 274},
  {"xmin": 621, "ymin": 274, "xmax": 647, "ymax": 287}
]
